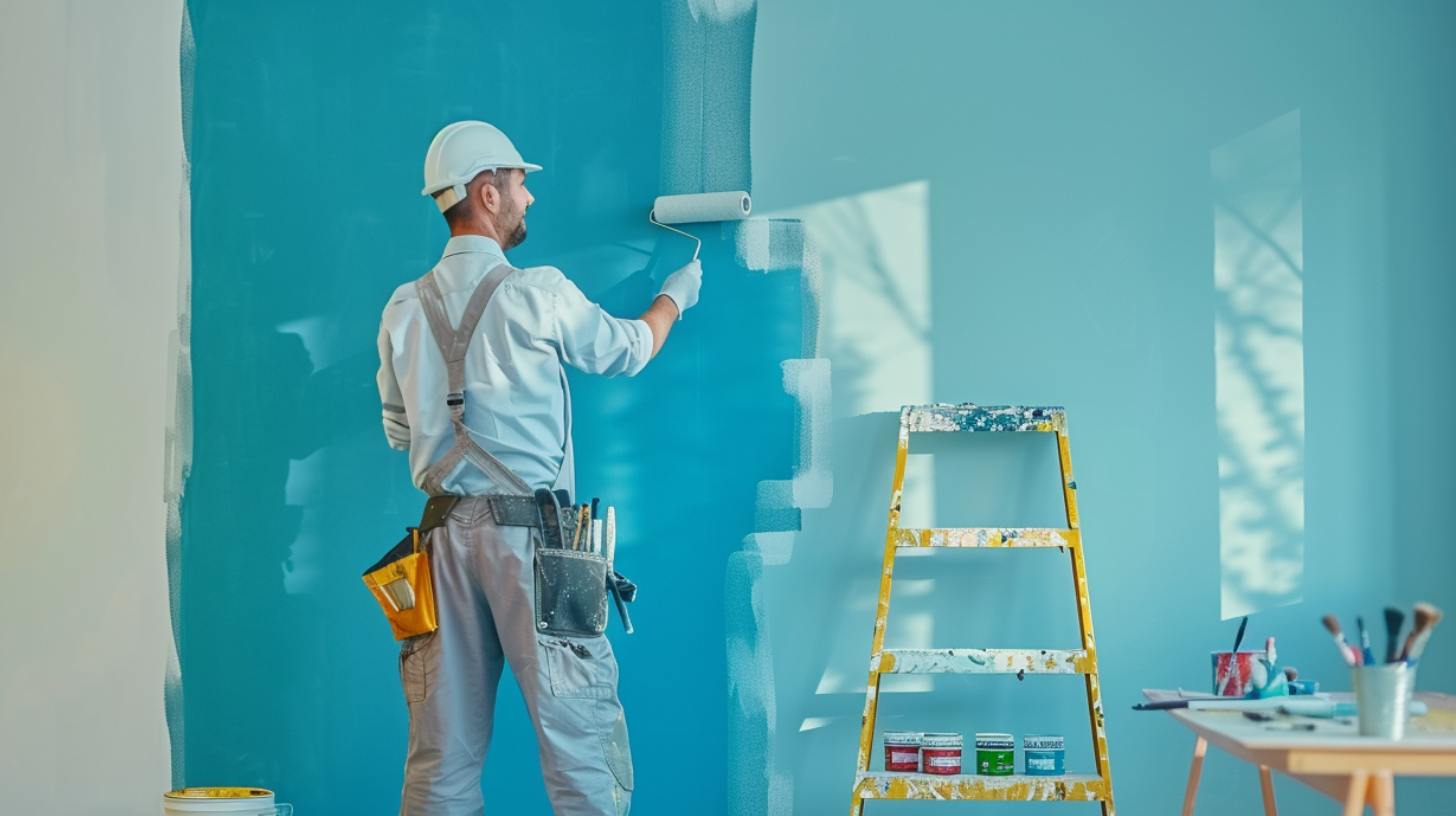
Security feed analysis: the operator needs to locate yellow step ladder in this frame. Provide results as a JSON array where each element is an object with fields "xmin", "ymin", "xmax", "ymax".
[{"xmin": 849, "ymin": 404, "xmax": 1116, "ymax": 814}]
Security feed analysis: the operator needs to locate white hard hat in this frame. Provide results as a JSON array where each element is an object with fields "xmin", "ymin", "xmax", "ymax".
[{"xmin": 422, "ymin": 121, "xmax": 541, "ymax": 212}]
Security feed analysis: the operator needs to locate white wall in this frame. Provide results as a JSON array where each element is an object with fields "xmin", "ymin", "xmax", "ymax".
[
  {"xmin": 0, "ymin": 0, "xmax": 184, "ymax": 812},
  {"xmin": 746, "ymin": 1, "xmax": 1454, "ymax": 812}
]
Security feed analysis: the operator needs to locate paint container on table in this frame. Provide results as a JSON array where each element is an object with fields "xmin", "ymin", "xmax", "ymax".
[
  {"xmin": 920, "ymin": 733, "xmax": 962, "ymax": 775},
  {"xmin": 1211, "ymin": 650, "xmax": 1267, "ymax": 696},
  {"xmin": 975, "ymin": 733, "xmax": 1015, "ymax": 776},
  {"xmin": 1288, "ymin": 679, "xmax": 1319, "ymax": 695},
  {"xmin": 883, "ymin": 731, "xmax": 923, "ymax": 772},
  {"xmin": 1353, "ymin": 663, "xmax": 1418, "ymax": 739},
  {"xmin": 163, "ymin": 788, "xmax": 293, "ymax": 816},
  {"xmin": 1023, "ymin": 735, "xmax": 1065, "ymax": 776}
]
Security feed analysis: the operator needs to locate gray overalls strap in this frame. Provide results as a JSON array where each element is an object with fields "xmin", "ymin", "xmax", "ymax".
[{"xmin": 414, "ymin": 263, "xmax": 576, "ymax": 498}]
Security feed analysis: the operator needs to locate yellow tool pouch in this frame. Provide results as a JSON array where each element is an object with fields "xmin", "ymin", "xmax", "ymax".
[{"xmin": 362, "ymin": 528, "xmax": 438, "ymax": 641}]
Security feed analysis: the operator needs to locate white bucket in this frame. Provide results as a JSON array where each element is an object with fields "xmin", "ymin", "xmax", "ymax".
[{"xmin": 163, "ymin": 788, "xmax": 293, "ymax": 816}]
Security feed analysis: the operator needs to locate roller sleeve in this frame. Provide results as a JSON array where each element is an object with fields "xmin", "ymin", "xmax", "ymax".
[{"xmin": 651, "ymin": 191, "xmax": 751, "ymax": 224}]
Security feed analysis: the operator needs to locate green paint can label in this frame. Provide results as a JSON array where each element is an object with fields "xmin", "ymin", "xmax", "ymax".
[{"xmin": 975, "ymin": 732, "xmax": 1014, "ymax": 776}]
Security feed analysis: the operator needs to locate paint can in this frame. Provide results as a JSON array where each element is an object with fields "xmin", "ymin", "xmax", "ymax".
[
  {"xmin": 975, "ymin": 733, "xmax": 1015, "ymax": 776},
  {"xmin": 882, "ymin": 731, "xmax": 923, "ymax": 772},
  {"xmin": 920, "ymin": 732, "xmax": 962, "ymax": 775},
  {"xmin": 1022, "ymin": 734, "xmax": 1065, "ymax": 776},
  {"xmin": 1288, "ymin": 679, "xmax": 1319, "ymax": 695},
  {"xmin": 1211, "ymin": 650, "xmax": 1266, "ymax": 696},
  {"xmin": 162, "ymin": 788, "xmax": 293, "ymax": 816}
]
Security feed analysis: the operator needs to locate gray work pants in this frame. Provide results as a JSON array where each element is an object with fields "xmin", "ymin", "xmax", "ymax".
[{"xmin": 398, "ymin": 497, "xmax": 632, "ymax": 815}]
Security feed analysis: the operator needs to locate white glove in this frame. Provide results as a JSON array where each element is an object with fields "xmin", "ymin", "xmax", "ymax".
[
  {"xmin": 657, "ymin": 259, "xmax": 702, "ymax": 320},
  {"xmin": 382, "ymin": 411, "xmax": 411, "ymax": 450}
]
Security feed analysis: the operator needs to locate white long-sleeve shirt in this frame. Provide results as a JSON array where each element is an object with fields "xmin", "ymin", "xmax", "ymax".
[{"xmin": 377, "ymin": 235, "xmax": 653, "ymax": 495}]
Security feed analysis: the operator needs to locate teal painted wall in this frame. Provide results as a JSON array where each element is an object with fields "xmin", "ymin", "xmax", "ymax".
[
  {"xmin": 182, "ymin": 1, "xmax": 1455, "ymax": 813},
  {"xmin": 182, "ymin": 2, "xmax": 791, "ymax": 813}
]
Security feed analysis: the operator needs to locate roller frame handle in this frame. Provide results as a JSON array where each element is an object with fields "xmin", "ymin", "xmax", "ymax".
[{"xmin": 649, "ymin": 208, "xmax": 702, "ymax": 261}]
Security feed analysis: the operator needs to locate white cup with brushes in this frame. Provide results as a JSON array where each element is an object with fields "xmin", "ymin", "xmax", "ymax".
[{"xmin": 1344, "ymin": 602, "xmax": 1442, "ymax": 739}]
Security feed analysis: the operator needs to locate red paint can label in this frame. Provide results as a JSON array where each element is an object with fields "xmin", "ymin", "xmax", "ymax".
[
  {"xmin": 921, "ymin": 748, "xmax": 962, "ymax": 774},
  {"xmin": 884, "ymin": 747, "xmax": 920, "ymax": 772}
]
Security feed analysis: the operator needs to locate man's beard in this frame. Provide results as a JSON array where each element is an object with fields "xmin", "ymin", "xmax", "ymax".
[{"xmin": 496, "ymin": 198, "xmax": 528, "ymax": 251}]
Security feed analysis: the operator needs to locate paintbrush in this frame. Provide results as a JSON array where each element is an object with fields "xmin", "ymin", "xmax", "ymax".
[
  {"xmin": 1357, "ymin": 616, "xmax": 1376, "ymax": 665},
  {"xmin": 1322, "ymin": 614, "xmax": 1357, "ymax": 667},
  {"xmin": 1400, "ymin": 602, "xmax": 1444, "ymax": 664},
  {"xmin": 1135, "ymin": 697, "xmax": 1301, "ymax": 712},
  {"xmin": 1384, "ymin": 607, "xmax": 1406, "ymax": 664},
  {"xmin": 1216, "ymin": 616, "xmax": 1250, "ymax": 696}
]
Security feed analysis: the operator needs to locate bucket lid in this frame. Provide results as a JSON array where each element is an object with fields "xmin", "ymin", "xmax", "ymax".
[
  {"xmin": 882, "ymin": 730, "xmax": 923, "ymax": 745},
  {"xmin": 975, "ymin": 732, "xmax": 1015, "ymax": 748},
  {"xmin": 921, "ymin": 732, "xmax": 962, "ymax": 747},
  {"xmin": 165, "ymin": 788, "xmax": 274, "ymax": 799}
]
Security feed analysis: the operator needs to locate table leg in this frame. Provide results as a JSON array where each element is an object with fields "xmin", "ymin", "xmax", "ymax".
[
  {"xmin": 1371, "ymin": 770, "xmax": 1394, "ymax": 816},
  {"xmin": 1181, "ymin": 735, "xmax": 1208, "ymax": 816},
  {"xmin": 1342, "ymin": 770, "xmax": 1370, "ymax": 816},
  {"xmin": 1258, "ymin": 765, "xmax": 1279, "ymax": 816}
]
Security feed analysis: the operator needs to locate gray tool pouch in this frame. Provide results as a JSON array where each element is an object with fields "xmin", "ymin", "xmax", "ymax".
[
  {"xmin": 531, "ymin": 488, "xmax": 610, "ymax": 638},
  {"xmin": 488, "ymin": 489, "xmax": 630, "ymax": 637},
  {"xmin": 534, "ymin": 548, "xmax": 610, "ymax": 638}
]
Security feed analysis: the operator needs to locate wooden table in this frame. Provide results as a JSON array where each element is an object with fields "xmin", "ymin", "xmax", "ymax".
[{"xmin": 1144, "ymin": 689, "xmax": 1456, "ymax": 815}]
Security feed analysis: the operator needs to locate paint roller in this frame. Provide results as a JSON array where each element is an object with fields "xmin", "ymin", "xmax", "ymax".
[{"xmin": 649, "ymin": 191, "xmax": 752, "ymax": 260}]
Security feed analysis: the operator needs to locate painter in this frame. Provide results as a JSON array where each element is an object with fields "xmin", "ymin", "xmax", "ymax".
[{"xmin": 373, "ymin": 121, "xmax": 701, "ymax": 816}]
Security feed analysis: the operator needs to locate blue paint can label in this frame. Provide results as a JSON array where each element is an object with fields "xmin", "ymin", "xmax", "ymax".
[{"xmin": 1023, "ymin": 734, "xmax": 1065, "ymax": 776}]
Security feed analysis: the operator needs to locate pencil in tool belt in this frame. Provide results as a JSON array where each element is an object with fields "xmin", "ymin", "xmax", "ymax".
[{"xmin": 571, "ymin": 504, "xmax": 588, "ymax": 550}]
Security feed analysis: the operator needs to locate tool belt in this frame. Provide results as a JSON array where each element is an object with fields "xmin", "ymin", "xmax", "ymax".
[
  {"xmin": 502, "ymin": 488, "xmax": 637, "ymax": 638},
  {"xmin": 362, "ymin": 527, "xmax": 438, "ymax": 641},
  {"xmin": 363, "ymin": 490, "xmax": 637, "ymax": 641}
]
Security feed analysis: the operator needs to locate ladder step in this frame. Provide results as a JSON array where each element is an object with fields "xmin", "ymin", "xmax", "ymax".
[
  {"xmin": 903, "ymin": 404, "xmax": 1066, "ymax": 434},
  {"xmin": 895, "ymin": 527, "xmax": 1077, "ymax": 549},
  {"xmin": 855, "ymin": 772, "xmax": 1109, "ymax": 801},
  {"xmin": 876, "ymin": 648, "xmax": 1095, "ymax": 675}
]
